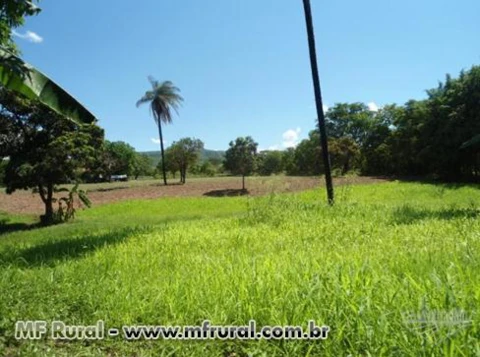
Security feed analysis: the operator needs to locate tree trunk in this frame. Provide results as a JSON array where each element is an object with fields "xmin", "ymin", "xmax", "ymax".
[
  {"xmin": 342, "ymin": 154, "xmax": 351, "ymax": 175},
  {"xmin": 302, "ymin": 0, "xmax": 334, "ymax": 205},
  {"xmin": 39, "ymin": 183, "xmax": 54, "ymax": 225},
  {"xmin": 158, "ymin": 121, "xmax": 167, "ymax": 185},
  {"xmin": 242, "ymin": 175, "xmax": 245, "ymax": 191},
  {"xmin": 181, "ymin": 165, "xmax": 186, "ymax": 184}
]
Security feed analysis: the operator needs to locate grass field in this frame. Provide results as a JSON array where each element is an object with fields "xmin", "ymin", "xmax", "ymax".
[{"xmin": 1, "ymin": 181, "xmax": 480, "ymax": 356}]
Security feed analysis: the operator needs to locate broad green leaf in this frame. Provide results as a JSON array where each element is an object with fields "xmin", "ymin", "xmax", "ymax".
[{"xmin": 0, "ymin": 47, "xmax": 96, "ymax": 124}]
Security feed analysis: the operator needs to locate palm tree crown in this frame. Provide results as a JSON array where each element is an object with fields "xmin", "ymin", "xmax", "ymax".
[{"xmin": 136, "ymin": 77, "xmax": 183, "ymax": 125}]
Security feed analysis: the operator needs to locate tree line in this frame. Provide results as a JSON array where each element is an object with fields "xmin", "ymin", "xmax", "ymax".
[
  {"xmin": 219, "ymin": 65, "xmax": 480, "ymax": 182},
  {"xmin": 293, "ymin": 65, "xmax": 480, "ymax": 181},
  {"xmin": 181, "ymin": 65, "xmax": 480, "ymax": 185},
  {"xmin": 178, "ymin": 61, "xmax": 480, "ymax": 186}
]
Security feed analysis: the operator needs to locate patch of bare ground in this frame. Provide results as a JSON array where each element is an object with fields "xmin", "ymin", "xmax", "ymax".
[{"xmin": 0, "ymin": 176, "xmax": 389, "ymax": 215}]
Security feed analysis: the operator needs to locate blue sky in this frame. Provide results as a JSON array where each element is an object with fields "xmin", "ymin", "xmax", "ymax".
[{"xmin": 13, "ymin": 0, "xmax": 480, "ymax": 151}]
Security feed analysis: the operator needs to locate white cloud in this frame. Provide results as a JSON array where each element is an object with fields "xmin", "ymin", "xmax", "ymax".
[
  {"xmin": 12, "ymin": 30, "xmax": 43, "ymax": 44},
  {"xmin": 367, "ymin": 102, "xmax": 379, "ymax": 112},
  {"xmin": 282, "ymin": 127, "xmax": 301, "ymax": 148},
  {"xmin": 323, "ymin": 104, "xmax": 329, "ymax": 113},
  {"xmin": 150, "ymin": 138, "xmax": 167, "ymax": 145},
  {"xmin": 258, "ymin": 145, "xmax": 280, "ymax": 152},
  {"xmin": 262, "ymin": 128, "xmax": 303, "ymax": 152}
]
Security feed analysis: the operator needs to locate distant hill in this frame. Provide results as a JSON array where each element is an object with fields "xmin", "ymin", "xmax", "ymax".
[{"xmin": 141, "ymin": 149, "xmax": 225, "ymax": 166}]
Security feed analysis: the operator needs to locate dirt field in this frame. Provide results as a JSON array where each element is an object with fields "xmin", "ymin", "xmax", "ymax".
[{"xmin": 0, "ymin": 176, "xmax": 388, "ymax": 215}]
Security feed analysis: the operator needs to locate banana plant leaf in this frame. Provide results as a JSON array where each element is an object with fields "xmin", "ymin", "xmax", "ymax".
[{"xmin": 0, "ymin": 47, "xmax": 96, "ymax": 124}]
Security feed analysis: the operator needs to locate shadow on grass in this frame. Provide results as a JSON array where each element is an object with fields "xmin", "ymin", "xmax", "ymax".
[
  {"xmin": 203, "ymin": 189, "xmax": 249, "ymax": 197},
  {"xmin": 0, "ymin": 227, "xmax": 146, "ymax": 268},
  {"xmin": 92, "ymin": 186, "xmax": 130, "ymax": 192},
  {"xmin": 392, "ymin": 205, "xmax": 479, "ymax": 225},
  {"xmin": 393, "ymin": 176, "xmax": 480, "ymax": 189},
  {"xmin": 151, "ymin": 182, "xmax": 185, "ymax": 187},
  {"xmin": 0, "ymin": 222, "xmax": 42, "ymax": 236}
]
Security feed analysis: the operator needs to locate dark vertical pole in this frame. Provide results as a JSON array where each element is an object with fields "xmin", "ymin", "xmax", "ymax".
[
  {"xmin": 302, "ymin": 0, "xmax": 334, "ymax": 205},
  {"xmin": 158, "ymin": 122, "xmax": 168, "ymax": 185}
]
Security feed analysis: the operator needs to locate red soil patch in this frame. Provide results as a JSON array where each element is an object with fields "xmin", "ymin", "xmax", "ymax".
[{"xmin": 0, "ymin": 176, "xmax": 389, "ymax": 215}]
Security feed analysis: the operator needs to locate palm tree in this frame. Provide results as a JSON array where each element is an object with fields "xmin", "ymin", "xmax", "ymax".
[{"xmin": 136, "ymin": 77, "xmax": 183, "ymax": 185}]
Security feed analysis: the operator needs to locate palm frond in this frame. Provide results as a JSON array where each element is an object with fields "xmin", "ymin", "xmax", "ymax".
[
  {"xmin": 153, "ymin": 99, "xmax": 172, "ymax": 124},
  {"xmin": 136, "ymin": 92, "xmax": 155, "ymax": 108},
  {"xmin": 148, "ymin": 76, "xmax": 160, "ymax": 90},
  {"xmin": 137, "ymin": 77, "xmax": 183, "ymax": 125}
]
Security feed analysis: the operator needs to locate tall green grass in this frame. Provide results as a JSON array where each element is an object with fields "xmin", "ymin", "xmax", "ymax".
[{"xmin": 1, "ymin": 182, "xmax": 480, "ymax": 356}]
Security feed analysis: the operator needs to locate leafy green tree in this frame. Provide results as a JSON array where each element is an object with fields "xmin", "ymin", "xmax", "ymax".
[
  {"xmin": 362, "ymin": 142, "xmax": 394, "ymax": 175},
  {"xmin": 224, "ymin": 136, "xmax": 258, "ymax": 190},
  {"xmin": 325, "ymin": 103, "xmax": 377, "ymax": 148},
  {"xmin": 370, "ymin": 67, "xmax": 480, "ymax": 180},
  {"xmin": 207, "ymin": 157, "xmax": 223, "ymax": 167},
  {"xmin": 132, "ymin": 153, "xmax": 153, "ymax": 179},
  {"xmin": 162, "ymin": 151, "xmax": 179, "ymax": 179},
  {"xmin": 86, "ymin": 141, "xmax": 149, "ymax": 182},
  {"xmin": 257, "ymin": 150, "xmax": 284, "ymax": 176},
  {"xmin": 360, "ymin": 105, "xmax": 396, "ymax": 175},
  {"xmin": 198, "ymin": 161, "xmax": 217, "ymax": 177},
  {"xmin": 166, "ymin": 138, "xmax": 204, "ymax": 183},
  {"xmin": 199, "ymin": 157, "xmax": 224, "ymax": 176},
  {"xmin": 329, "ymin": 137, "xmax": 361, "ymax": 175},
  {"xmin": 388, "ymin": 100, "xmax": 430, "ymax": 175},
  {"xmin": 0, "ymin": 90, "xmax": 103, "ymax": 224},
  {"xmin": 282, "ymin": 147, "xmax": 298, "ymax": 175},
  {"xmin": 103, "ymin": 141, "xmax": 136, "ymax": 178},
  {"xmin": 294, "ymin": 131, "xmax": 323, "ymax": 176},
  {"xmin": 136, "ymin": 77, "xmax": 183, "ymax": 185},
  {"xmin": 420, "ymin": 68, "xmax": 480, "ymax": 179}
]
